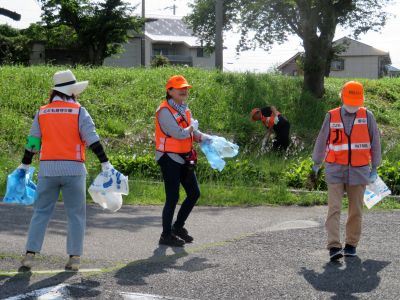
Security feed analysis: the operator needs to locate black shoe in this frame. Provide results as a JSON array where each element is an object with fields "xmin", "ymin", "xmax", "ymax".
[
  {"xmin": 329, "ymin": 247, "xmax": 343, "ymax": 261},
  {"xmin": 172, "ymin": 226, "xmax": 194, "ymax": 243},
  {"xmin": 159, "ymin": 234, "xmax": 185, "ymax": 247},
  {"xmin": 343, "ymin": 244, "xmax": 357, "ymax": 257}
]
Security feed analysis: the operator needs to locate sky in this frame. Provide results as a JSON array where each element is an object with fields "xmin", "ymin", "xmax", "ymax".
[{"xmin": 1, "ymin": 0, "xmax": 400, "ymax": 72}]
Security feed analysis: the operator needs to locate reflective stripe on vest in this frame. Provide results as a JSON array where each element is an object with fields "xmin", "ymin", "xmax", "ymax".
[
  {"xmin": 155, "ymin": 100, "xmax": 192, "ymax": 153},
  {"xmin": 325, "ymin": 107, "xmax": 371, "ymax": 167},
  {"xmin": 38, "ymin": 101, "xmax": 85, "ymax": 162}
]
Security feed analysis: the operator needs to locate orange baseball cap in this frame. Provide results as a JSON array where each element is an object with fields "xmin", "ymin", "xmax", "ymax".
[
  {"xmin": 341, "ymin": 81, "xmax": 364, "ymax": 106},
  {"xmin": 250, "ymin": 108, "xmax": 261, "ymax": 121},
  {"xmin": 166, "ymin": 75, "xmax": 192, "ymax": 90}
]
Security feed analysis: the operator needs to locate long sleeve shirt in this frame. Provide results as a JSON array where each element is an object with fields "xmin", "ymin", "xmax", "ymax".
[
  {"xmin": 29, "ymin": 97, "xmax": 100, "ymax": 177},
  {"xmin": 155, "ymin": 106, "xmax": 208, "ymax": 164},
  {"xmin": 312, "ymin": 106, "xmax": 381, "ymax": 185}
]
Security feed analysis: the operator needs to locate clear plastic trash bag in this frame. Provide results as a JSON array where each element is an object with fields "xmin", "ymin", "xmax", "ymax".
[
  {"xmin": 3, "ymin": 167, "xmax": 37, "ymax": 205},
  {"xmin": 363, "ymin": 176, "xmax": 391, "ymax": 209},
  {"xmin": 200, "ymin": 136, "xmax": 239, "ymax": 171},
  {"xmin": 88, "ymin": 168, "xmax": 128, "ymax": 212}
]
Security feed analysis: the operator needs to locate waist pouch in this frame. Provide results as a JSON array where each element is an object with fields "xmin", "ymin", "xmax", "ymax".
[{"xmin": 180, "ymin": 149, "xmax": 198, "ymax": 170}]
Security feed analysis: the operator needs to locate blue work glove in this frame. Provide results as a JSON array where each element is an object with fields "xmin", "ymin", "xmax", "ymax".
[{"xmin": 369, "ymin": 167, "xmax": 378, "ymax": 183}]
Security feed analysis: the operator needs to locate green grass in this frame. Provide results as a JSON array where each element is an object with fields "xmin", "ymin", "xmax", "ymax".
[{"xmin": 1, "ymin": 66, "xmax": 400, "ymax": 208}]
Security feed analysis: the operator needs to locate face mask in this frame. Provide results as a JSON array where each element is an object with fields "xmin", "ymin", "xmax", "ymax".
[{"xmin": 343, "ymin": 104, "xmax": 359, "ymax": 114}]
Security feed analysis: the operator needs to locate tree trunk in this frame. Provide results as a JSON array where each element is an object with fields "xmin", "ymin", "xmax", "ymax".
[{"xmin": 302, "ymin": 38, "xmax": 331, "ymax": 98}]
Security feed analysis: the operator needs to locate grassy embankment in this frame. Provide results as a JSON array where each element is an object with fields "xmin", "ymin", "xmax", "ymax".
[{"xmin": 1, "ymin": 66, "xmax": 399, "ymax": 208}]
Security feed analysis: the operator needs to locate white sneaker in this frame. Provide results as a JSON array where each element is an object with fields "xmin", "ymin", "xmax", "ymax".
[
  {"xmin": 21, "ymin": 253, "xmax": 35, "ymax": 269},
  {"xmin": 65, "ymin": 256, "xmax": 80, "ymax": 271}
]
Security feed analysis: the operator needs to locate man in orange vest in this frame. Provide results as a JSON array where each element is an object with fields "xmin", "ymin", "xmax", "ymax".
[
  {"xmin": 250, "ymin": 106, "xmax": 290, "ymax": 151},
  {"xmin": 155, "ymin": 75, "xmax": 210, "ymax": 247},
  {"xmin": 312, "ymin": 81, "xmax": 381, "ymax": 261}
]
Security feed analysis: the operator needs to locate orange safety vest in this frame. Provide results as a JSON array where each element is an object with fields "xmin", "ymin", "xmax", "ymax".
[
  {"xmin": 325, "ymin": 107, "xmax": 371, "ymax": 167},
  {"xmin": 261, "ymin": 111, "xmax": 281, "ymax": 129},
  {"xmin": 38, "ymin": 101, "xmax": 85, "ymax": 162},
  {"xmin": 155, "ymin": 100, "xmax": 193, "ymax": 153}
]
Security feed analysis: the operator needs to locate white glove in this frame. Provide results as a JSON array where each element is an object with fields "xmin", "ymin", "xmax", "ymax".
[
  {"xmin": 274, "ymin": 116, "xmax": 279, "ymax": 125},
  {"xmin": 191, "ymin": 118, "xmax": 199, "ymax": 131},
  {"xmin": 18, "ymin": 164, "xmax": 30, "ymax": 171},
  {"xmin": 101, "ymin": 161, "xmax": 114, "ymax": 172}
]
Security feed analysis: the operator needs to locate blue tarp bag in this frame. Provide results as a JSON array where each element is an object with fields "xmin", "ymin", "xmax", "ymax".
[
  {"xmin": 200, "ymin": 136, "xmax": 239, "ymax": 171},
  {"xmin": 3, "ymin": 167, "xmax": 37, "ymax": 205}
]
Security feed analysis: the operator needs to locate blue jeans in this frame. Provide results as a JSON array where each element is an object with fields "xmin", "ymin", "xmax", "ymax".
[
  {"xmin": 158, "ymin": 154, "xmax": 200, "ymax": 236},
  {"xmin": 26, "ymin": 175, "xmax": 86, "ymax": 256}
]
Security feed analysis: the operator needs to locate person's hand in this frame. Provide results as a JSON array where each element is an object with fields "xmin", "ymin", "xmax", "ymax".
[
  {"xmin": 191, "ymin": 118, "xmax": 199, "ymax": 131},
  {"xmin": 369, "ymin": 167, "xmax": 378, "ymax": 183},
  {"xmin": 101, "ymin": 161, "xmax": 114, "ymax": 172},
  {"xmin": 312, "ymin": 164, "xmax": 320, "ymax": 176},
  {"xmin": 201, "ymin": 134, "xmax": 213, "ymax": 144},
  {"xmin": 188, "ymin": 126, "xmax": 194, "ymax": 133},
  {"xmin": 17, "ymin": 164, "xmax": 30, "ymax": 171}
]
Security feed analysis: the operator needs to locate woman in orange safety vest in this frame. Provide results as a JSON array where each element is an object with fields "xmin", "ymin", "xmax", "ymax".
[{"xmin": 155, "ymin": 75, "xmax": 210, "ymax": 247}]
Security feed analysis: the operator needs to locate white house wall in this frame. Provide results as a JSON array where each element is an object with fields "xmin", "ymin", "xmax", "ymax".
[
  {"xmin": 103, "ymin": 38, "xmax": 141, "ymax": 67},
  {"xmin": 330, "ymin": 56, "xmax": 379, "ymax": 79}
]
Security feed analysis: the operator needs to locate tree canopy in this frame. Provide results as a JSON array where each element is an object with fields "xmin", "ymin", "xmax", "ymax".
[
  {"xmin": 186, "ymin": 0, "xmax": 393, "ymax": 97},
  {"xmin": 38, "ymin": 0, "xmax": 143, "ymax": 65}
]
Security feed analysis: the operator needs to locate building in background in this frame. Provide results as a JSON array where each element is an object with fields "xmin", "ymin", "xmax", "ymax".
[
  {"xmin": 278, "ymin": 37, "xmax": 394, "ymax": 79},
  {"xmin": 104, "ymin": 17, "xmax": 215, "ymax": 69}
]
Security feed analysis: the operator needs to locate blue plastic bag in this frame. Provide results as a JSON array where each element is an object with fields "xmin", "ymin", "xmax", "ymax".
[
  {"xmin": 3, "ymin": 167, "xmax": 37, "ymax": 205},
  {"xmin": 200, "ymin": 136, "xmax": 239, "ymax": 171}
]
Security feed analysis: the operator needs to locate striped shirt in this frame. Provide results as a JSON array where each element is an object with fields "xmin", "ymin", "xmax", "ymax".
[
  {"xmin": 29, "ymin": 97, "xmax": 100, "ymax": 177},
  {"xmin": 155, "ymin": 99, "xmax": 208, "ymax": 164},
  {"xmin": 312, "ymin": 106, "xmax": 381, "ymax": 185}
]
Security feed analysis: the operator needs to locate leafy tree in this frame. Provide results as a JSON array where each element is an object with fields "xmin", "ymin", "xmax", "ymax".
[
  {"xmin": 186, "ymin": 0, "xmax": 393, "ymax": 98},
  {"xmin": 151, "ymin": 54, "xmax": 170, "ymax": 67},
  {"xmin": 0, "ymin": 25, "xmax": 30, "ymax": 65},
  {"xmin": 38, "ymin": 0, "xmax": 143, "ymax": 65}
]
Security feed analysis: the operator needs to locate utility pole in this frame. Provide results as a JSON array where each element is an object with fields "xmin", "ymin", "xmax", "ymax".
[
  {"xmin": 141, "ymin": 0, "xmax": 146, "ymax": 66},
  {"xmin": 215, "ymin": 0, "xmax": 223, "ymax": 70}
]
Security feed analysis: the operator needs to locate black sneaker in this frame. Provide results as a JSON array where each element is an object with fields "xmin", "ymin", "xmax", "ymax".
[
  {"xmin": 172, "ymin": 226, "xmax": 194, "ymax": 243},
  {"xmin": 159, "ymin": 234, "xmax": 185, "ymax": 247},
  {"xmin": 343, "ymin": 244, "xmax": 357, "ymax": 257},
  {"xmin": 329, "ymin": 247, "xmax": 343, "ymax": 261}
]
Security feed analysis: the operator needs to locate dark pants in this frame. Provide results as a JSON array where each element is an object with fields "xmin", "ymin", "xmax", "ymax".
[
  {"xmin": 158, "ymin": 154, "xmax": 200, "ymax": 236},
  {"xmin": 273, "ymin": 116, "xmax": 290, "ymax": 151}
]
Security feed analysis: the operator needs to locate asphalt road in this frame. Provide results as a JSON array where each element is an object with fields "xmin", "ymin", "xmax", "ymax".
[{"xmin": 0, "ymin": 203, "xmax": 398, "ymax": 299}]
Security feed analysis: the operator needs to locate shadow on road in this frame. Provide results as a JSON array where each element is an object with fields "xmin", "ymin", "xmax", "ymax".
[
  {"xmin": 300, "ymin": 257, "xmax": 390, "ymax": 299},
  {"xmin": 115, "ymin": 245, "xmax": 218, "ymax": 286},
  {"xmin": 0, "ymin": 270, "xmax": 101, "ymax": 299}
]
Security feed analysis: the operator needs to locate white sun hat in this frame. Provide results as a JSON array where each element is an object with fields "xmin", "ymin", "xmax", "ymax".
[{"xmin": 52, "ymin": 70, "xmax": 89, "ymax": 96}]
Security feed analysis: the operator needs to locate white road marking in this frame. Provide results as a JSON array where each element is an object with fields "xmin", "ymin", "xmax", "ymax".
[
  {"xmin": 1, "ymin": 268, "xmax": 103, "ymax": 275},
  {"xmin": 120, "ymin": 293, "xmax": 192, "ymax": 300},
  {"xmin": 266, "ymin": 220, "xmax": 320, "ymax": 232},
  {"xmin": 4, "ymin": 283, "xmax": 71, "ymax": 300}
]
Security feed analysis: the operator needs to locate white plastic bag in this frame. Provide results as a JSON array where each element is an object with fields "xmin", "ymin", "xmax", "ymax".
[
  {"xmin": 89, "ymin": 169, "xmax": 128, "ymax": 212},
  {"xmin": 200, "ymin": 135, "xmax": 239, "ymax": 171},
  {"xmin": 363, "ymin": 176, "xmax": 391, "ymax": 209}
]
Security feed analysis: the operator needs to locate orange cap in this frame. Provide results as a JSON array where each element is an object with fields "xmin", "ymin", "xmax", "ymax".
[
  {"xmin": 166, "ymin": 75, "xmax": 192, "ymax": 90},
  {"xmin": 250, "ymin": 108, "xmax": 261, "ymax": 121},
  {"xmin": 341, "ymin": 81, "xmax": 364, "ymax": 106}
]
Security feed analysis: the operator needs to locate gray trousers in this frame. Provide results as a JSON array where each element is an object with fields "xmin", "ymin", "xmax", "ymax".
[{"xmin": 26, "ymin": 175, "xmax": 86, "ymax": 256}]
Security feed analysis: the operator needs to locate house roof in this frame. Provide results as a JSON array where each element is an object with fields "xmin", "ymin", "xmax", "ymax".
[
  {"xmin": 145, "ymin": 17, "xmax": 200, "ymax": 47},
  {"xmin": 277, "ymin": 37, "xmax": 391, "ymax": 70},
  {"xmin": 277, "ymin": 52, "xmax": 302, "ymax": 70},
  {"xmin": 333, "ymin": 37, "xmax": 389, "ymax": 57},
  {"xmin": 386, "ymin": 65, "xmax": 400, "ymax": 72}
]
